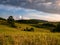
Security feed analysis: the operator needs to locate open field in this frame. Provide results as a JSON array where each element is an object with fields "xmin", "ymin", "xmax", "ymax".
[
  {"xmin": 0, "ymin": 31, "xmax": 60, "ymax": 45},
  {"xmin": 0, "ymin": 23, "xmax": 60, "ymax": 45}
]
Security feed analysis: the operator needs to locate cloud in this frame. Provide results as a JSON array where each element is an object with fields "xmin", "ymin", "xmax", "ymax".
[
  {"xmin": 0, "ymin": 5, "xmax": 22, "ymax": 11},
  {"xmin": 22, "ymin": 12, "xmax": 60, "ymax": 22},
  {"xmin": 0, "ymin": 4, "xmax": 60, "ymax": 22},
  {"xmin": 0, "ymin": 0, "xmax": 60, "ymax": 14}
]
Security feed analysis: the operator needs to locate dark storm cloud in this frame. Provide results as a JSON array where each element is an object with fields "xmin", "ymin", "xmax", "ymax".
[{"xmin": 0, "ymin": 0, "xmax": 60, "ymax": 14}]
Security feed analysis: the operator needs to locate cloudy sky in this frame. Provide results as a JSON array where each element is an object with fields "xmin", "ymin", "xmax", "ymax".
[{"xmin": 0, "ymin": 0, "xmax": 60, "ymax": 22}]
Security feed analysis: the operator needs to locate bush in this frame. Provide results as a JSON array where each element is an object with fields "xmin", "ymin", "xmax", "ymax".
[
  {"xmin": 24, "ymin": 27, "xmax": 34, "ymax": 32},
  {"xmin": 30, "ymin": 28, "xmax": 34, "ymax": 31}
]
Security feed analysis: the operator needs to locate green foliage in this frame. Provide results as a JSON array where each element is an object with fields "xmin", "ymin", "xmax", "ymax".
[
  {"xmin": 7, "ymin": 16, "xmax": 16, "ymax": 28},
  {"xmin": 17, "ymin": 20, "xmax": 39, "ymax": 24},
  {"xmin": 0, "ymin": 17, "xmax": 7, "ymax": 25},
  {"xmin": 52, "ymin": 23, "xmax": 60, "ymax": 32},
  {"xmin": 42, "ymin": 23, "xmax": 55, "ymax": 27},
  {"xmin": 31, "ymin": 22, "xmax": 56, "ymax": 32}
]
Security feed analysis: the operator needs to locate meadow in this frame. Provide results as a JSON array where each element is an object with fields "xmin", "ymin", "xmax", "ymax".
[
  {"xmin": 0, "ymin": 23, "xmax": 60, "ymax": 45},
  {"xmin": 0, "ymin": 17, "xmax": 60, "ymax": 45}
]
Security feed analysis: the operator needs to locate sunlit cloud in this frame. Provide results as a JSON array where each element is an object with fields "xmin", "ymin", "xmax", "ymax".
[
  {"xmin": 23, "ymin": 12, "xmax": 60, "ymax": 22},
  {"xmin": 0, "ymin": 4, "xmax": 60, "ymax": 22}
]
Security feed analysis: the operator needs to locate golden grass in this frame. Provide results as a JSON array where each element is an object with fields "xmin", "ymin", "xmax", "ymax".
[
  {"xmin": 0, "ymin": 32, "xmax": 60, "ymax": 45},
  {"xmin": 0, "ymin": 23, "xmax": 60, "ymax": 45}
]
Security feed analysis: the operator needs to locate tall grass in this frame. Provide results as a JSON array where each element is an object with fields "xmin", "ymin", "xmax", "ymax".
[
  {"xmin": 0, "ymin": 22, "xmax": 60, "ymax": 45},
  {"xmin": 0, "ymin": 32, "xmax": 60, "ymax": 45}
]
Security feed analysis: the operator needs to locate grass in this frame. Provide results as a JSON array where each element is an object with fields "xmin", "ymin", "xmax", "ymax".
[
  {"xmin": 0, "ymin": 32, "xmax": 60, "ymax": 45},
  {"xmin": 0, "ymin": 23, "xmax": 60, "ymax": 45}
]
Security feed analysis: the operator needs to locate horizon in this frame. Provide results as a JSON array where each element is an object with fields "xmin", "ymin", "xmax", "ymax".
[{"xmin": 0, "ymin": 0, "xmax": 60, "ymax": 22}]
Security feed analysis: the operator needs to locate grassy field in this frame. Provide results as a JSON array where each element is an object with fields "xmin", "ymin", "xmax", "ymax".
[{"xmin": 0, "ymin": 23, "xmax": 60, "ymax": 45}]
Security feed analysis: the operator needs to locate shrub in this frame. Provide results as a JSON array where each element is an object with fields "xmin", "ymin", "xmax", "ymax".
[
  {"xmin": 24, "ymin": 27, "xmax": 34, "ymax": 32},
  {"xmin": 30, "ymin": 28, "xmax": 34, "ymax": 31}
]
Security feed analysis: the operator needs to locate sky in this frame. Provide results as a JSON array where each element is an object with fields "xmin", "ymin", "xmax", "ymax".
[{"xmin": 0, "ymin": 0, "xmax": 60, "ymax": 22}]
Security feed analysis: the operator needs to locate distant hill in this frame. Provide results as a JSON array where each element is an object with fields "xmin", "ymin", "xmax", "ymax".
[
  {"xmin": 0, "ymin": 17, "xmax": 6, "ymax": 20},
  {"xmin": 16, "ymin": 19, "xmax": 48, "ymax": 24}
]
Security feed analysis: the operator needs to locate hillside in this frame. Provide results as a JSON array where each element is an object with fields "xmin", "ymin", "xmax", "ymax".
[
  {"xmin": 0, "ymin": 19, "xmax": 60, "ymax": 45},
  {"xmin": 0, "ymin": 22, "xmax": 50, "ymax": 33},
  {"xmin": 0, "ymin": 24, "xmax": 60, "ymax": 45}
]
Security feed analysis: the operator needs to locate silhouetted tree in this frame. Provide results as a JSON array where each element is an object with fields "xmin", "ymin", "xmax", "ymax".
[{"xmin": 7, "ymin": 16, "xmax": 16, "ymax": 27}]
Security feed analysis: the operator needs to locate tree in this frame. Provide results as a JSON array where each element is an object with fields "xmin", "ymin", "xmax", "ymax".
[
  {"xmin": 7, "ymin": 16, "xmax": 16, "ymax": 27},
  {"xmin": 52, "ymin": 23, "xmax": 60, "ymax": 32}
]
